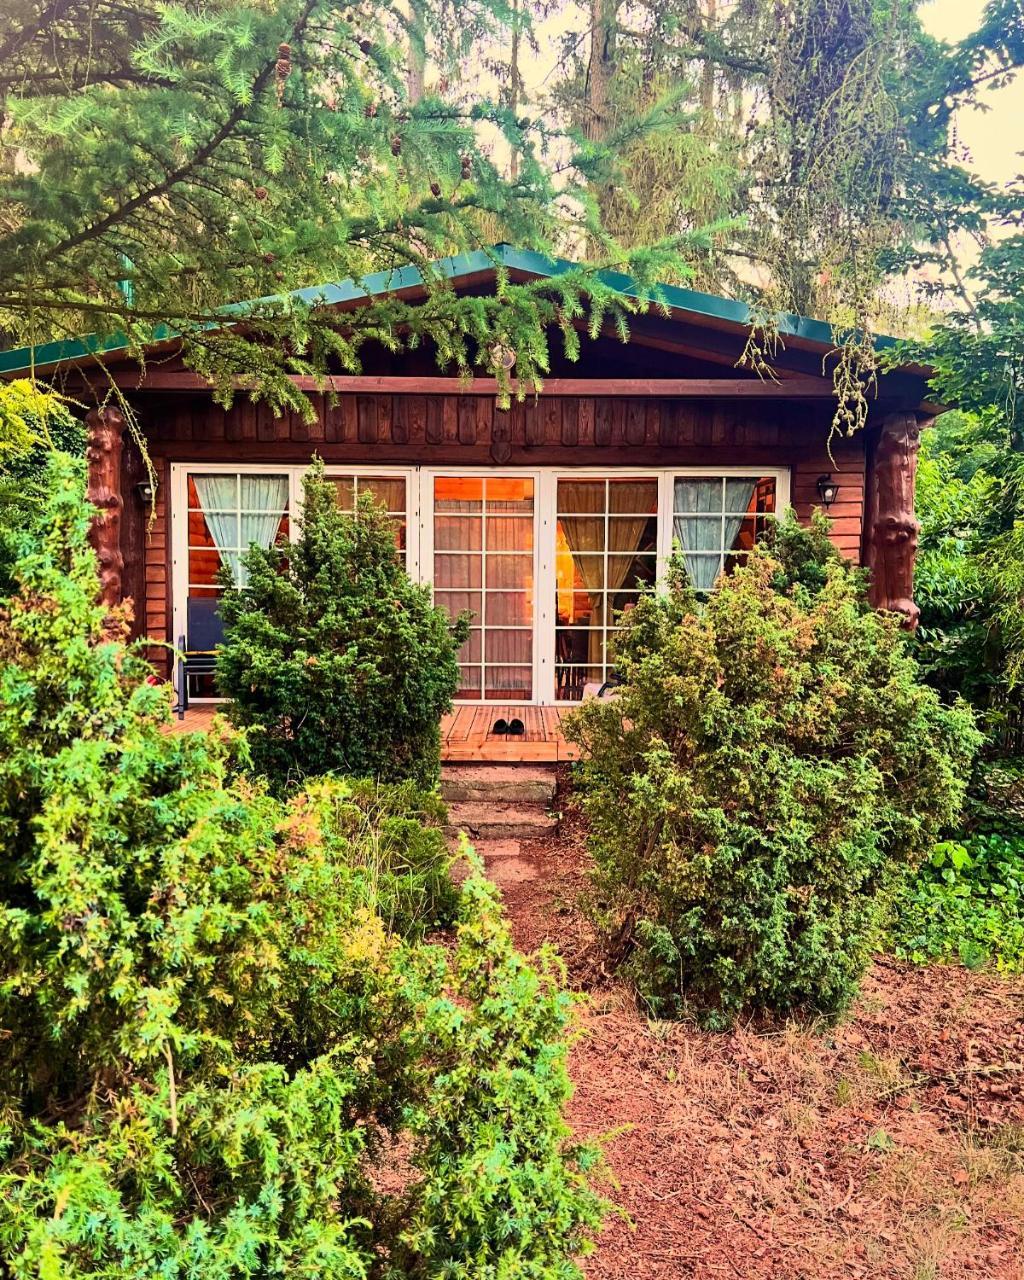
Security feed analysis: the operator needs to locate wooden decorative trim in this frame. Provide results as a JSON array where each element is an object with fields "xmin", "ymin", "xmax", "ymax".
[
  {"xmin": 72, "ymin": 371, "xmax": 851, "ymax": 398},
  {"xmin": 865, "ymin": 411, "xmax": 922, "ymax": 629},
  {"xmin": 85, "ymin": 406, "xmax": 126, "ymax": 607}
]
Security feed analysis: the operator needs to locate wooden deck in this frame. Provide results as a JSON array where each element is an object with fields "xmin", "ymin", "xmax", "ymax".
[
  {"xmin": 166, "ymin": 703, "xmax": 578, "ymax": 762},
  {"xmin": 440, "ymin": 705, "xmax": 578, "ymax": 762}
]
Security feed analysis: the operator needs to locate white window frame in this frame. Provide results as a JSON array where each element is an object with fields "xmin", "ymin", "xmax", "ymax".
[{"xmin": 170, "ymin": 462, "xmax": 790, "ymax": 706}]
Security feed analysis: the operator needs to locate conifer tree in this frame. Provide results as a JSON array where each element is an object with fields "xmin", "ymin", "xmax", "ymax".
[{"xmin": 0, "ymin": 0, "xmax": 689, "ymax": 411}]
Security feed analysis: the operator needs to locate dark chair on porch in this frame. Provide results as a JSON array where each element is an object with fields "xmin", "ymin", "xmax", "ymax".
[{"xmin": 175, "ymin": 597, "xmax": 224, "ymax": 718}]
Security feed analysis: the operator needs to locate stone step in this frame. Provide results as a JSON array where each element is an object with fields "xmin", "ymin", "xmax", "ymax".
[
  {"xmin": 446, "ymin": 801, "xmax": 557, "ymax": 842},
  {"xmin": 440, "ymin": 764, "xmax": 557, "ymax": 806},
  {"xmin": 474, "ymin": 839, "xmax": 538, "ymax": 886}
]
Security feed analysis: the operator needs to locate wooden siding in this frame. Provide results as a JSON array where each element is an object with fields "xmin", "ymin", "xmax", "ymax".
[{"xmin": 132, "ymin": 391, "xmax": 867, "ymax": 665}]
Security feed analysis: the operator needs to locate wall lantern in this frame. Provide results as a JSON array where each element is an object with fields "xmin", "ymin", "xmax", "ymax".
[
  {"xmin": 135, "ymin": 479, "xmax": 158, "ymax": 504},
  {"xmin": 816, "ymin": 474, "xmax": 840, "ymax": 508}
]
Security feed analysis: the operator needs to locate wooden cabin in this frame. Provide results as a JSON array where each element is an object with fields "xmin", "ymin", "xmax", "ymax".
[{"xmin": 0, "ymin": 247, "xmax": 931, "ymax": 750}]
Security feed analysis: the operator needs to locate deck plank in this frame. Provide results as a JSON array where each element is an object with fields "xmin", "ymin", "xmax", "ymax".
[{"xmin": 168, "ymin": 701, "xmax": 577, "ymax": 762}]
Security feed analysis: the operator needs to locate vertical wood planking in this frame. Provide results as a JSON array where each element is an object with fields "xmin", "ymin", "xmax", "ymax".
[{"xmin": 357, "ymin": 395, "xmax": 377, "ymax": 444}]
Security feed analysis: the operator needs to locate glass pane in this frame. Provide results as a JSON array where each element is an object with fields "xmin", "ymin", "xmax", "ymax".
[
  {"xmin": 755, "ymin": 478, "xmax": 777, "ymax": 515},
  {"xmin": 200, "ymin": 512, "xmax": 238, "ymax": 547},
  {"xmin": 434, "ymin": 589, "xmax": 482, "ymax": 620},
  {"xmin": 609, "ymin": 515, "xmax": 658, "ymax": 554},
  {"xmin": 486, "ymin": 516, "xmax": 533, "ymax": 550},
  {"xmin": 724, "ymin": 478, "xmax": 758, "ymax": 514},
  {"xmin": 608, "ymin": 554, "xmax": 657, "ymax": 593},
  {"xmin": 457, "ymin": 667, "xmax": 482, "ymax": 698},
  {"xmin": 555, "ymin": 665, "xmax": 604, "ymax": 702},
  {"xmin": 485, "ymin": 630, "xmax": 532, "ymax": 664},
  {"xmin": 673, "ymin": 515, "xmax": 722, "ymax": 554},
  {"xmin": 434, "ymin": 554, "xmax": 482, "ymax": 589},
  {"xmin": 331, "ymin": 477, "xmax": 356, "ymax": 510},
  {"xmin": 189, "ymin": 509, "xmax": 216, "ymax": 547},
  {"xmin": 558, "ymin": 553, "xmax": 604, "ymax": 593},
  {"xmin": 485, "ymin": 477, "xmax": 533, "ymax": 511},
  {"xmin": 360, "ymin": 476, "xmax": 405, "ymax": 512},
  {"xmin": 457, "ymin": 630, "xmax": 483, "ymax": 664},
  {"xmin": 436, "ymin": 476, "xmax": 483, "ymax": 511},
  {"xmin": 608, "ymin": 478, "xmax": 658, "ymax": 515},
  {"xmin": 557, "ymin": 480, "xmax": 605, "ymax": 514},
  {"xmin": 557, "ymin": 516, "xmax": 604, "ymax": 555},
  {"xmin": 188, "ymin": 548, "xmax": 223, "ymax": 586},
  {"xmin": 486, "ymin": 591, "xmax": 531, "ymax": 626},
  {"xmin": 435, "ymin": 516, "xmax": 482, "ymax": 551},
  {"xmin": 191, "ymin": 474, "xmax": 237, "ymax": 511},
  {"xmin": 674, "ymin": 478, "xmax": 723, "ymax": 514},
  {"xmin": 607, "ymin": 594, "xmax": 642, "ymax": 625},
  {"xmin": 486, "ymin": 554, "xmax": 533, "ymax": 590},
  {"xmin": 555, "ymin": 628, "xmax": 596, "ymax": 667},
  {"xmin": 485, "ymin": 666, "xmax": 532, "ymax": 700},
  {"xmin": 240, "ymin": 475, "xmax": 288, "ymax": 513}
]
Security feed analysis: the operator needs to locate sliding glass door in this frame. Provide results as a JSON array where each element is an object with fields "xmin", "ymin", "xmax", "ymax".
[{"xmin": 172, "ymin": 463, "xmax": 786, "ymax": 705}]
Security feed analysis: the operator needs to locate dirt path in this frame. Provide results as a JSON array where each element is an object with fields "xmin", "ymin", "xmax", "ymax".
[{"xmin": 493, "ymin": 786, "xmax": 1024, "ymax": 1280}]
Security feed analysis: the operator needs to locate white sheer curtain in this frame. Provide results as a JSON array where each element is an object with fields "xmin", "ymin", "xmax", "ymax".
[
  {"xmin": 194, "ymin": 474, "xmax": 287, "ymax": 586},
  {"xmin": 673, "ymin": 478, "xmax": 756, "ymax": 591},
  {"xmin": 194, "ymin": 475, "xmax": 240, "ymax": 583}
]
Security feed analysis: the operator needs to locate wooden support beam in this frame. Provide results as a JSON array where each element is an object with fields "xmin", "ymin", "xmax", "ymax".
[
  {"xmin": 85, "ymin": 405, "xmax": 126, "ymax": 608},
  {"xmin": 69, "ymin": 371, "xmax": 844, "ymax": 398},
  {"xmin": 865, "ymin": 411, "xmax": 922, "ymax": 630}
]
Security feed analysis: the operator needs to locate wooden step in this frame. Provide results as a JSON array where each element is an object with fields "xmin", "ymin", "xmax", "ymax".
[
  {"xmin": 441, "ymin": 764, "xmax": 557, "ymax": 805},
  {"xmin": 446, "ymin": 801, "xmax": 557, "ymax": 841}
]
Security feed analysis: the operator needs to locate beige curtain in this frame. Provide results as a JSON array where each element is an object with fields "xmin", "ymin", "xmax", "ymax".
[{"xmin": 559, "ymin": 481, "xmax": 653, "ymax": 671}]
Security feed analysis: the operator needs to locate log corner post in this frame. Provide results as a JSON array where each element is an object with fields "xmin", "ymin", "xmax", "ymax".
[
  {"xmin": 865, "ymin": 410, "xmax": 923, "ymax": 632},
  {"xmin": 85, "ymin": 406, "xmax": 127, "ymax": 608}
]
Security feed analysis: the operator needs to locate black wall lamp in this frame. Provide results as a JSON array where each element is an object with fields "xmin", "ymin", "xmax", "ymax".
[
  {"xmin": 816, "ymin": 474, "xmax": 840, "ymax": 508},
  {"xmin": 135, "ymin": 478, "xmax": 158, "ymax": 504}
]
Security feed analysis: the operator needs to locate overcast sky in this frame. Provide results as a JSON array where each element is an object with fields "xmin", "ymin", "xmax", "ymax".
[{"xmin": 920, "ymin": 0, "xmax": 1022, "ymax": 187}]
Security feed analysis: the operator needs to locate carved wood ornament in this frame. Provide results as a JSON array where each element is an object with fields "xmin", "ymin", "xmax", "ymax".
[
  {"xmin": 85, "ymin": 406, "xmax": 127, "ymax": 608},
  {"xmin": 865, "ymin": 411, "xmax": 922, "ymax": 631}
]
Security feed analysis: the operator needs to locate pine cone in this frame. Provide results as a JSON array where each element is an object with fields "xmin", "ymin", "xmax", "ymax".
[
  {"xmin": 254, "ymin": 186, "xmax": 268, "ymax": 201},
  {"xmin": 460, "ymin": 154, "xmax": 472, "ymax": 179},
  {"xmin": 275, "ymin": 42, "xmax": 291, "ymax": 106},
  {"xmin": 364, "ymin": 102, "xmax": 377, "ymax": 118},
  {"xmin": 430, "ymin": 181, "xmax": 442, "ymax": 198},
  {"xmin": 391, "ymin": 135, "xmax": 402, "ymax": 156}
]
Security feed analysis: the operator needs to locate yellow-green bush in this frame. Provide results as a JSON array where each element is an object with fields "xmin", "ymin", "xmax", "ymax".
[
  {"xmin": 0, "ymin": 459, "xmax": 602, "ymax": 1278},
  {"xmin": 567, "ymin": 528, "xmax": 979, "ymax": 1027}
]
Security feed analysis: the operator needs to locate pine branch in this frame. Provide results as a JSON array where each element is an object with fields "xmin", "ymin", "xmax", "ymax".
[{"xmin": 33, "ymin": 0, "xmax": 318, "ymax": 270}]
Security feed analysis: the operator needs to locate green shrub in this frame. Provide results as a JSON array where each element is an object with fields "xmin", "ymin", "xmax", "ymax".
[
  {"xmin": 565, "ymin": 536, "xmax": 980, "ymax": 1027},
  {"xmin": 889, "ymin": 834, "xmax": 1024, "ymax": 972},
  {"xmin": 0, "ymin": 458, "xmax": 602, "ymax": 1279},
  {"xmin": 0, "ymin": 382, "xmax": 85, "ymax": 594},
  {"xmin": 217, "ymin": 459, "xmax": 467, "ymax": 791}
]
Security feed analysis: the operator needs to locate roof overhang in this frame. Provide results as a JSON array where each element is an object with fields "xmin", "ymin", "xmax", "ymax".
[{"xmin": 0, "ymin": 244, "xmax": 936, "ymax": 394}]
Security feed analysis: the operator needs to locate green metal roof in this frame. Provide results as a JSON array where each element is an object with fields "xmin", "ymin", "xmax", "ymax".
[{"xmin": 0, "ymin": 243, "xmax": 902, "ymax": 378}]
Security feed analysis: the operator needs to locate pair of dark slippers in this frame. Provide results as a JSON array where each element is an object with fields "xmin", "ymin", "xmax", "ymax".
[{"xmin": 491, "ymin": 717, "xmax": 525, "ymax": 736}]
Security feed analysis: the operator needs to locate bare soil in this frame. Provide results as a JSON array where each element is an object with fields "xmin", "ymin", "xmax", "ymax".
[{"xmin": 498, "ymin": 775, "xmax": 1024, "ymax": 1280}]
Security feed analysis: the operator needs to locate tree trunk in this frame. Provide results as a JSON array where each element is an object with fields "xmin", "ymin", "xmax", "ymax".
[
  {"xmin": 407, "ymin": 0, "xmax": 426, "ymax": 103},
  {"xmin": 586, "ymin": 0, "xmax": 619, "ymax": 244},
  {"xmin": 586, "ymin": 0, "xmax": 617, "ymax": 145},
  {"xmin": 509, "ymin": 0, "xmax": 521, "ymax": 181}
]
